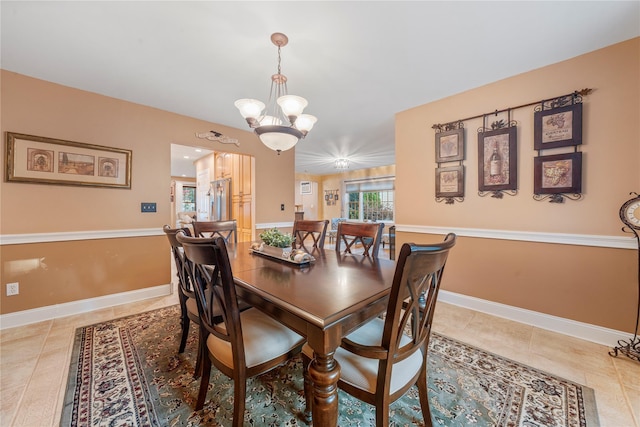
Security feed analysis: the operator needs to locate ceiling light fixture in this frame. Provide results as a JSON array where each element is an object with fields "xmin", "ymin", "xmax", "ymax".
[
  {"xmin": 335, "ymin": 158, "xmax": 350, "ymax": 169},
  {"xmin": 234, "ymin": 33, "xmax": 317, "ymax": 154}
]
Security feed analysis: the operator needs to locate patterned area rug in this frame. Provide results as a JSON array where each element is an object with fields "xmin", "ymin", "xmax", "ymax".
[{"xmin": 60, "ymin": 305, "xmax": 599, "ymax": 427}]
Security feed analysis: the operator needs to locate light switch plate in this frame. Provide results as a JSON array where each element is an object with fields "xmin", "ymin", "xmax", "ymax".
[{"xmin": 141, "ymin": 202, "xmax": 157, "ymax": 213}]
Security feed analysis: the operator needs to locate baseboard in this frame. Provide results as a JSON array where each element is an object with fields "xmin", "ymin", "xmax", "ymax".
[
  {"xmin": 438, "ymin": 290, "xmax": 634, "ymax": 348},
  {"xmin": 0, "ymin": 284, "xmax": 172, "ymax": 330}
]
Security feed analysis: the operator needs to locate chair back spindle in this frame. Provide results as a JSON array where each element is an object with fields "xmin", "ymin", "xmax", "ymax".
[
  {"xmin": 335, "ymin": 221, "xmax": 385, "ymax": 257},
  {"xmin": 292, "ymin": 219, "xmax": 329, "ymax": 251},
  {"xmin": 192, "ymin": 220, "xmax": 238, "ymax": 244}
]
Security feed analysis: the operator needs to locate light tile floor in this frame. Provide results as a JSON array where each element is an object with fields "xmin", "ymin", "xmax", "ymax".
[{"xmin": 1, "ymin": 289, "xmax": 639, "ymax": 426}]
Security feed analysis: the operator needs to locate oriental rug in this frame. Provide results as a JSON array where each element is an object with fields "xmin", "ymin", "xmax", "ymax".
[{"xmin": 60, "ymin": 305, "xmax": 599, "ymax": 427}]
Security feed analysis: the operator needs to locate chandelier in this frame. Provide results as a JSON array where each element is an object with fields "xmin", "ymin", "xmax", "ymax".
[
  {"xmin": 335, "ymin": 158, "xmax": 350, "ymax": 169},
  {"xmin": 234, "ymin": 33, "xmax": 317, "ymax": 154}
]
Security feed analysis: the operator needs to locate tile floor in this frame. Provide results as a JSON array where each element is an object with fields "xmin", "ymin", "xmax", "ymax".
[{"xmin": 1, "ymin": 287, "xmax": 639, "ymax": 426}]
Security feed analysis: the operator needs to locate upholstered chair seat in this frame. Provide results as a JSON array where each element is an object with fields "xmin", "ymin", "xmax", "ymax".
[
  {"xmin": 303, "ymin": 318, "xmax": 423, "ymax": 395},
  {"xmin": 209, "ymin": 308, "xmax": 304, "ymax": 369}
]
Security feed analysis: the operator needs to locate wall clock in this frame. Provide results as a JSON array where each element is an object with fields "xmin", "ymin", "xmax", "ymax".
[{"xmin": 620, "ymin": 193, "xmax": 640, "ymax": 230}]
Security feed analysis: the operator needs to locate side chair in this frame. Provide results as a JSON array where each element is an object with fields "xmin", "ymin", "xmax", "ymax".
[
  {"xmin": 292, "ymin": 219, "xmax": 329, "ymax": 251},
  {"xmin": 163, "ymin": 225, "xmax": 204, "ymax": 374},
  {"xmin": 176, "ymin": 234, "xmax": 305, "ymax": 426},
  {"xmin": 335, "ymin": 221, "xmax": 385, "ymax": 257},
  {"xmin": 192, "ymin": 219, "xmax": 238, "ymax": 243},
  {"xmin": 303, "ymin": 233, "xmax": 457, "ymax": 427}
]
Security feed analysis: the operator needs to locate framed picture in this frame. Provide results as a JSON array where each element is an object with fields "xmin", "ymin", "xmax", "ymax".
[
  {"xmin": 435, "ymin": 128, "xmax": 464, "ymax": 162},
  {"xmin": 477, "ymin": 126, "xmax": 517, "ymax": 192},
  {"xmin": 534, "ymin": 103, "xmax": 582, "ymax": 150},
  {"xmin": 300, "ymin": 181, "xmax": 312, "ymax": 195},
  {"xmin": 5, "ymin": 132, "xmax": 131, "ymax": 188},
  {"xmin": 435, "ymin": 165, "xmax": 464, "ymax": 198},
  {"xmin": 534, "ymin": 152, "xmax": 582, "ymax": 194}
]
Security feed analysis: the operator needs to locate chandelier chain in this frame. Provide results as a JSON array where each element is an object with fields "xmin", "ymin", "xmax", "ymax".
[{"xmin": 277, "ymin": 45, "xmax": 282, "ymax": 76}]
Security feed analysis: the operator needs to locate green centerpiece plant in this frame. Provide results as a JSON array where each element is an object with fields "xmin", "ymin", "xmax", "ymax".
[{"xmin": 259, "ymin": 228, "xmax": 294, "ymax": 248}]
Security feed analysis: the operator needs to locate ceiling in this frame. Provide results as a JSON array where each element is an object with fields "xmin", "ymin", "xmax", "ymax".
[{"xmin": 2, "ymin": 2, "xmax": 639, "ymax": 177}]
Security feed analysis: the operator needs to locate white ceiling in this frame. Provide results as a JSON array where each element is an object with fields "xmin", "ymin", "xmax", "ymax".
[{"xmin": 2, "ymin": 1, "xmax": 639, "ymax": 176}]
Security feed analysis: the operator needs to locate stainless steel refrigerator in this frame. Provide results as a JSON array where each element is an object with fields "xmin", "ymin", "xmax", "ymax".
[{"xmin": 209, "ymin": 178, "xmax": 232, "ymax": 221}]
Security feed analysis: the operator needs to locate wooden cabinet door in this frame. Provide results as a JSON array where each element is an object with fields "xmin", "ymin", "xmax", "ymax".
[
  {"xmin": 215, "ymin": 152, "xmax": 232, "ymax": 179},
  {"xmin": 230, "ymin": 154, "xmax": 254, "ymax": 242},
  {"xmin": 232, "ymin": 154, "xmax": 253, "ymax": 197}
]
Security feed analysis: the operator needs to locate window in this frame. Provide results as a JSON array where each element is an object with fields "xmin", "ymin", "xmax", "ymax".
[
  {"xmin": 182, "ymin": 185, "xmax": 196, "ymax": 212},
  {"xmin": 345, "ymin": 177, "xmax": 394, "ymax": 222}
]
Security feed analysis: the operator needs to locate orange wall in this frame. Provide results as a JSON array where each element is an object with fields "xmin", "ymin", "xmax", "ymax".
[
  {"xmin": 395, "ymin": 38, "xmax": 640, "ymax": 333},
  {"xmin": 0, "ymin": 71, "xmax": 295, "ymax": 314}
]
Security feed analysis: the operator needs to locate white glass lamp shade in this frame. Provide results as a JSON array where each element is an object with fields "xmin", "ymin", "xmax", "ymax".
[
  {"xmin": 295, "ymin": 114, "xmax": 317, "ymax": 133},
  {"xmin": 277, "ymin": 95, "xmax": 308, "ymax": 117},
  {"xmin": 258, "ymin": 131, "xmax": 299, "ymax": 152},
  {"xmin": 255, "ymin": 125, "xmax": 304, "ymax": 153},
  {"xmin": 234, "ymin": 99, "xmax": 265, "ymax": 119},
  {"xmin": 259, "ymin": 115, "xmax": 282, "ymax": 126}
]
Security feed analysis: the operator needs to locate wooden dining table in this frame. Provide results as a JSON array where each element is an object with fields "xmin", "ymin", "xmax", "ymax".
[{"xmin": 223, "ymin": 241, "xmax": 396, "ymax": 427}]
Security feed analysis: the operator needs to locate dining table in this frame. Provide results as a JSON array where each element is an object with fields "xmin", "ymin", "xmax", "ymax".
[{"xmin": 223, "ymin": 241, "xmax": 397, "ymax": 427}]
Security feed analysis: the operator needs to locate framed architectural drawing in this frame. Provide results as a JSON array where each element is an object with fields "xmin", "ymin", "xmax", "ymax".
[{"xmin": 5, "ymin": 132, "xmax": 132, "ymax": 188}]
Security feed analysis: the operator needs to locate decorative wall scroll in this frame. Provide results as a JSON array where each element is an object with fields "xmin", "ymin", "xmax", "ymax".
[
  {"xmin": 533, "ymin": 152, "xmax": 582, "ymax": 202},
  {"xmin": 5, "ymin": 132, "xmax": 132, "ymax": 189},
  {"xmin": 435, "ymin": 165, "xmax": 464, "ymax": 204},
  {"xmin": 324, "ymin": 189, "xmax": 339, "ymax": 205}
]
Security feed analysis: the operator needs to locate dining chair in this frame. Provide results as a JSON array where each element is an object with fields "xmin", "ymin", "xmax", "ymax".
[
  {"xmin": 292, "ymin": 219, "xmax": 329, "ymax": 251},
  {"xmin": 303, "ymin": 233, "xmax": 457, "ymax": 427},
  {"xmin": 176, "ymin": 233, "xmax": 305, "ymax": 425},
  {"xmin": 163, "ymin": 225, "xmax": 205, "ymax": 375},
  {"xmin": 192, "ymin": 219, "xmax": 238, "ymax": 243},
  {"xmin": 335, "ymin": 221, "xmax": 385, "ymax": 257}
]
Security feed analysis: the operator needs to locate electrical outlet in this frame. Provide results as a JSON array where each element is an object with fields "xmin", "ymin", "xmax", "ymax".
[
  {"xmin": 141, "ymin": 202, "xmax": 157, "ymax": 213},
  {"xmin": 6, "ymin": 282, "xmax": 19, "ymax": 296}
]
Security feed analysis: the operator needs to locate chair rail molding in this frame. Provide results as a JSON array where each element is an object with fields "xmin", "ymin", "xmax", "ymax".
[
  {"xmin": 395, "ymin": 224, "xmax": 634, "ymax": 249},
  {"xmin": 255, "ymin": 222, "xmax": 294, "ymax": 230},
  {"xmin": 0, "ymin": 228, "xmax": 164, "ymax": 245}
]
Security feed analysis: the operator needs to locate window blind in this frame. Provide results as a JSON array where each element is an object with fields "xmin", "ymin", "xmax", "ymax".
[{"xmin": 345, "ymin": 177, "xmax": 395, "ymax": 192}]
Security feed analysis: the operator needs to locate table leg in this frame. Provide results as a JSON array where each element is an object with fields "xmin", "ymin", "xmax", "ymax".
[{"xmin": 307, "ymin": 352, "xmax": 341, "ymax": 426}]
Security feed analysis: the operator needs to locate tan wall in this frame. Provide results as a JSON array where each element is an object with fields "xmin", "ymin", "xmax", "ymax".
[
  {"xmin": 396, "ymin": 38, "xmax": 640, "ymax": 333},
  {"xmin": 297, "ymin": 165, "xmax": 396, "ymax": 221},
  {"xmin": 0, "ymin": 71, "xmax": 295, "ymax": 314}
]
